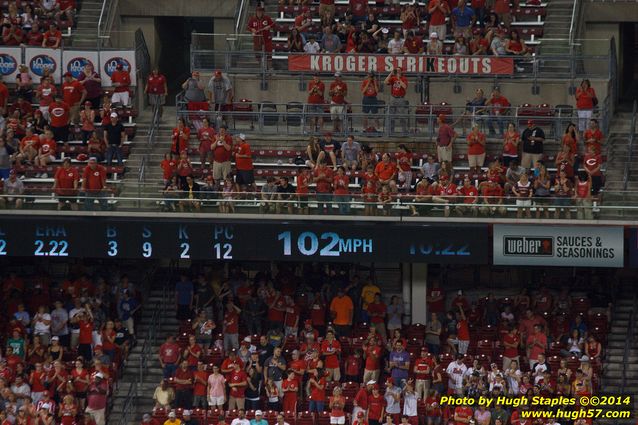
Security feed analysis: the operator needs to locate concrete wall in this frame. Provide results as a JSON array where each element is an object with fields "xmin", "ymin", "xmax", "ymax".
[
  {"xmin": 118, "ymin": 0, "xmax": 238, "ymax": 17},
  {"xmin": 585, "ymin": 3, "xmax": 638, "ymax": 23},
  {"xmin": 213, "ymin": 74, "xmax": 609, "ymax": 110}
]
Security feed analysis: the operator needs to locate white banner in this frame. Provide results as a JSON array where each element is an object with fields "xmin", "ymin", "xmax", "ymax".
[
  {"xmin": 62, "ymin": 50, "xmax": 99, "ymax": 80},
  {"xmin": 0, "ymin": 47, "xmax": 22, "ymax": 82},
  {"xmin": 493, "ymin": 225, "xmax": 624, "ymax": 268},
  {"xmin": 100, "ymin": 50, "xmax": 137, "ymax": 86},
  {"xmin": 25, "ymin": 47, "xmax": 62, "ymax": 83}
]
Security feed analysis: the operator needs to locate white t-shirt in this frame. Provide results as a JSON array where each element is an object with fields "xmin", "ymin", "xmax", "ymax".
[
  {"xmin": 388, "ymin": 38, "xmax": 405, "ymax": 54},
  {"xmin": 231, "ymin": 419, "xmax": 250, "ymax": 425},
  {"xmin": 51, "ymin": 308, "xmax": 69, "ymax": 336},
  {"xmin": 446, "ymin": 361, "xmax": 467, "ymax": 390},
  {"xmin": 34, "ymin": 313, "xmax": 51, "ymax": 334},
  {"xmin": 304, "ymin": 41, "xmax": 321, "ymax": 53},
  {"xmin": 41, "ymin": 0, "xmax": 56, "ymax": 11},
  {"xmin": 402, "ymin": 391, "xmax": 418, "ymax": 416}
]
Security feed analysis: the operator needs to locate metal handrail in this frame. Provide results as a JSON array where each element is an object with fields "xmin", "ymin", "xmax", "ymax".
[
  {"xmin": 568, "ymin": 0, "xmax": 581, "ymax": 48},
  {"xmin": 116, "ymin": 380, "xmax": 137, "ymax": 425},
  {"xmin": 620, "ymin": 292, "xmax": 637, "ymax": 394},
  {"xmin": 622, "ymin": 100, "xmax": 637, "ymax": 190},
  {"xmin": 97, "ymin": 0, "xmax": 120, "ymax": 48},
  {"xmin": 234, "ymin": 0, "xmax": 249, "ymax": 36}
]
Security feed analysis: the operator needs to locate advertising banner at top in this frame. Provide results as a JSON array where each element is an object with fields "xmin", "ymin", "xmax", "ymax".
[
  {"xmin": 493, "ymin": 225, "xmax": 624, "ymax": 268},
  {"xmin": 288, "ymin": 54, "xmax": 514, "ymax": 75}
]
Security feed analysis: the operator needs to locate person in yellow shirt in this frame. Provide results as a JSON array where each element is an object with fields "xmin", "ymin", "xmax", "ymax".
[
  {"xmin": 329, "ymin": 288, "xmax": 354, "ymax": 337},
  {"xmin": 360, "ymin": 280, "xmax": 381, "ymax": 322},
  {"xmin": 163, "ymin": 411, "xmax": 182, "ymax": 425}
]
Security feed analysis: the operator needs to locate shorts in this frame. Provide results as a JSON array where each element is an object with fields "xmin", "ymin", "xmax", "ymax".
[
  {"xmin": 330, "ymin": 103, "xmax": 345, "ymax": 120},
  {"xmin": 308, "ymin": 104, "xmax": 324, "ymax": 114},
  {"xmin": 330, "ymin": 417, "xmax": 346, "ymax": 425},
  {"xmin": 112, "ymin": 91, "xmax": 130, "ymax": 106},
  {"xmin": 208, "ymin": 395, "xmax": 225, "ymax": 406},
  {"xmin": 212, "ymin": 161, "xmax": 231, "ymax": 181},
  {"xmin": 516, "ymin": 199, "xmax": 531, "ymax": 207},
  {"xmin": 149, "ymin": 94, "xmax": 166, "ymax": 106},
  {"xmin": 362, "ymin": 96, "xmax": 378, "ymax": 114},
  {"xmin": 235, "ymin": 170, "xmax": 255, "ymax": 185}
]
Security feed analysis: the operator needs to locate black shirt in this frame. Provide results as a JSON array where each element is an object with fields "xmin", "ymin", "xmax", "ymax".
[
  {"xmin": 277, "ymin": 184, "xmax": 296, "ymax": 195},
  {"xmin": 521, "ymin": 126, "xmax": 545, "ymax": 154},
  {"xmin": 104, "ymin": 122, "xmax": 125, "ymax": 146}
]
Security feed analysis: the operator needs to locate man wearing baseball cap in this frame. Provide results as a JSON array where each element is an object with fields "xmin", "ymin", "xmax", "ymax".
[
  {"xmin": 234, "ymin": 133, "xmax": 255, "ymax": 193},
  {"xmin": 479, "ymin": 177, "xmax": 506, "ymax": 216},
  {"xmin": 103, "ymin": 111, "xmax": 126, "ymax": 166},
  {"xmin": 329, "ymin": 72, "xmax": 347, "ymax": 133},
  {"xmin": 62, "ymin": 72, "xmax": 86, "ymax": 126},
  {"xmin": 111, "ymin": 63, "xmax": 131, "ymax": 107},
  {"xmin": 250, "ymin": 411, "xmax": 267, "ymax": 425},
  {"xmin": 0, "ymin": 169, "xmax": 25, "ymax": 210},
  {"xmin": 384, "ymin": 67, "xmax": 409, "ymax": 134},
  {"xmin": 82, "ymin": 157, "xmax": 108, "ymax": 211},
  {"xmin": 142, "ymin": 413, "xmax": 159, "ymax": 425},
  {"xmin": 247, "ymin": 7, "xmax": 274, "ymax": 65},
  {"xmin": 206, "ymin": 70, "xmax": 233, "ymax": 116},
  {"xmin": 86, "ymin": 372, "xmax": 108, "ymax": 425}
]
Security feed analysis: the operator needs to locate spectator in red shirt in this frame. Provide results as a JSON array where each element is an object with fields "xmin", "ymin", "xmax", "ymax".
[
  {"xmin": 82, "ymin": 157, "xmax": 108, "ymax": 211},
  {"xmin": 583, "ymin": 144, "xmax": 603, "ymax": 195},
  {"xmin": 223, "ymin": 299, "xmax": 242, "ymax": 353},
  {"xmin": 247, "ymin": 7, "xmax": 274, "ymax": 64},
  {"xmin": 110, "ymin": 63, "xmax": 131, "ymax": 106},
  {"xmin": 42, "ymin": 23, "xmax": 62, "ymax": 48},
  {"xmin": 174, "ymin": 360, "xmax": 194, "ymax": 408},
  {"xmin": 403, "ymin": 30, "xmax": 423, "ymax": 54},
  {"xmin": 467, "ymin": 124, "xmax": 486, "ymax": 173},
  {"xmin": 53, "ymin": 157, "xmax": 79, "ymax": 211},
  {"xmin": 428, "ymin": 1, "xmax": 450, "ymax": 41},
  {"xmin": 35, "ymin": 129, "xmax": 57, "ymax": 174},
  {"xmin": 367, "ymin": 385, "xmax": 386, "ymax": 425},
  {"xmin": 361, "ymin": 72, "xmax": 380, "ymax": 131},
  {"xmin": 436, "ymin": 114, "xmax": 456, "ymax": 163},
  {"xmin": 62, "ymin": 72, "xmax": 86, "ymax": 125},
  {"xmin": 456, "ymin": 176, "xmax": 478, "ymax": 217},
  {"xmin": 479, "ymin": 177, "xmax": 505, "ymax": 216},
  {"xmin": 2, "ymin": 23, "xmax": 23, "ymax": 45},
  {"xmin": 374, "ymin": 153, "xmax": 397, "ymax": 187},
  {"xmin": 228, "ymin": 362, "xmax": 248, "ymax": 410},
  {"xmin": 583, "ymin": 118, "xmax": 604, "ymax": 154},
  {"xmin": 36, "ymin": 78, "xmax": 57, "ymax": 121},
  {"xmin": 321, "ymin": 329, "xmax": 342, "ymax": 382},
  {"xmin": 575, "ymin": 79, "xmax": 597, "ymax": 132},
  {"xmin": 234, "ymin": 133, "xmax": 255, "ymax": 193},
  {"xmin": 314, "ymin": 159, "xmax": 334, "ymax": 214},
  {"xmin": 349, "ymin": 0, "xmax": 369, "ymax": 25},
  {"xmin": 49, "ymin": 94, "xmax": 71, "ymax": 143},
  {"xmin": 332, "ymin": 166, "xmax": 350, "ymax": 214},
  {"xmin": 307, "ymin": 73, "xmax": 325, "ymax": 132},
  {"xmin": 319, "ymin": 0, "xmax": 336, "ymax": 26},
  {"xmin": 296, "ymin": 167, "xmax": 312, "ymax": 215},
  {"xmin": 384, "ymin": 68, "xmax": 409, "ymax": 134},
  {"xmin": 145, "ymin": 68, "xmax": 168, "ymax": 118},
  {"xmin": 329, "ymin": 73, "xmax": 348, "ymax": 133},
  {"xmin": 25, "ymin": 23, "xmax": 44, "ymax": 46},
  {"xmin": 485, "ymin": 88, "xmax": 511, "ymax": 137}
]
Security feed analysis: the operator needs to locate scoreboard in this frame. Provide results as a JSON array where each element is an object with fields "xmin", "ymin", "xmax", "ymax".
[{"xmin": 0, "ymin": 216, "xmax": 488, "ymax": 263}]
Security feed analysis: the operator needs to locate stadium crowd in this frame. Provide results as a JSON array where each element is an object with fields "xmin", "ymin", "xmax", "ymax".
[
  {"xmin": 0, "ymin": 270, "xmax": 141, "ymax": 425},
  {"xmin": 148, "ymin": 270, "xmax": 611, "ymax": 425},
  {"xmin": 0, "ymin": 0, "xmax": 76, "ymax": 48},
  {"xmin": 167, "ymin": 69, "xmax": 603, "ymax": 218}
]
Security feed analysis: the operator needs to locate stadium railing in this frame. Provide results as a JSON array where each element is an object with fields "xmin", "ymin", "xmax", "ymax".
[
  {"xmin": 174, "ymin": 100, "xmax": 611, "ymax": 138},
  {"xmin": 623, "ymin": 101, "xmax": 637, "ymax": 191}
]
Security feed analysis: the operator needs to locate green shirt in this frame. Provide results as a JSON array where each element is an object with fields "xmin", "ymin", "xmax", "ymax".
[{"xmin": 7, "ymin": 337, "xmax": 25, "ymax": 358}]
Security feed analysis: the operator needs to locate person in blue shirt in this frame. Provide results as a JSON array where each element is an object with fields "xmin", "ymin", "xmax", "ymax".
[
  {"xmin": 388, "ymin": 340, "xmax": 411, "ymax": 386},
  {"xmin": 118, "ymin": 290, "xmax": 140, "ymax": 335},
  {"xmin": 176, "ymin": 273, "xmax": 194, "ymax": 320},
  {"xmin": 451, "ymin": 3, "xmax": 475, "ymax": 39},
  {"xmin": 250, "ymin": 410, "xmax": 268, "ymax": 425}
]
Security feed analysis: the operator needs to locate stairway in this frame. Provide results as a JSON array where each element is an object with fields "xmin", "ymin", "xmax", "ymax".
[
  {"xmin": 537, "ymin": 0, "xmax": 574, "ymax": 74},
  {"xmin": 600, "ymin": 287, "xmax": 638, "ymax": 422},
  {"xmin": 108, "ymin": 285, "xmax": 178, "ymax": 425},
  {"xmin": 599, "ymin": 112, "xmax": 638, "ymax": 219},
  {"xmin": 71, "ymin": 0, "xmax": 103, "ymax": 48}
]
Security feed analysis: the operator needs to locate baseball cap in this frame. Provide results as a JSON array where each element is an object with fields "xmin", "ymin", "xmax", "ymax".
[
  {"xmin": 89, "ymin": 157, "xmax": 98, "ymax": 162},
  {"xmin": 9, "ymin": 169, "xmax": 15, "ymax": 175},
  {"xmin": 255, "ymin": 410, "xmax": 263, "ymax": 416},
  {"xmin": 381, "ymin": 27, "xmax": 389, "ymax": 34},
  {"xmin": 214, "ymin": 70, "xmax": 222, "ymax": 77},
  {"xmin": 84, "ymin": 100, "xmax": 92, "ymax": 106},
  {"xmin": 440, "ymin": 174, "xmax": 449, "ymax": 181},
  {"xmin": 168, "ymin": 412, "xmax": 176, "ymax": 418},
  {"xmin": 116, "ymin": 63, "xmax": 124, "ymax": 69},
  {"xmin": 110, "ymin": 112, "xmax": 118, "ymax": 118},
  {"xmin": 386, "ymin": 377, "xmax": 394, "ymax": 384},
  {"xmin": 51, "ymin": 336, "xmax": 60, "ymax": 341},
  {"xmin": 305, "ymin": 319, "xmax": 312, "ymax": 325},
  {"xmin": 366, "ymin": 380, "xmax": 376, "ymax": 385},
  {"xmin": 357, "ymin": 412, "xmax": 364, "ymax": 418},
  {"xmin": 143, "ymin": 414, "xmax": 151, "ymax": 421},
  {"xmin": 243, "ymin": 336, "xmax": 252, "ymax": 343},
  {"xmin": 41, "ymin": 403, "xmax": 51, "ymax": 409},
  {"xmin": 238, "ymin": 133, "xmax": 246, "ymax": 141},
  {"xmin": 256, "ymin": 5, "xmax": 265, "ymax": 10},
  {"xmin": 94, "ymin": 345, "xmax": 103, "ymax": 351},
  {"xmin": 334, "ymin": 72, "xmax": 341, "ymax": 77},
  {"xmin": 430, "ymin": 32, "xmax": 438, "ymax": 38},
  {"xmin": 95, "ymin": 372, "xmax": 104, "ymax": 379}
]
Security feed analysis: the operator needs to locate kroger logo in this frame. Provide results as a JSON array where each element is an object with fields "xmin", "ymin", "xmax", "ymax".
[
  {"xmin": 0, "ymin": 54, "xmax": 18, "ymax": 76},
  {"xmin": 104, "ymin": 57, "xmax": 130, "ymax": 76},
  {"xmin": 30, "ymin": 54, "xmax": 57, "ymax": 77},
  {"xmin": 67, "ymin": 57, "xmax": 93, "ymax": 78}
]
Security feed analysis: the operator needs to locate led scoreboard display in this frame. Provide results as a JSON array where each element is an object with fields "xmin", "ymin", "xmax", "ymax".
[{"xmin": 0, "ymin": 217, "xmax": 488, "ymax": 263}]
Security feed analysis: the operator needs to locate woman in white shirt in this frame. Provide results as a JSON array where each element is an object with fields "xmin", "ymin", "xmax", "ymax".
[{"xmin": 33, "ymin": 306, "xmax": 52, "ymax": 346}]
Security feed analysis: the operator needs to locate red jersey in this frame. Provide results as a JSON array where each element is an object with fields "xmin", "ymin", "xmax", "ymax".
[
  {"xmin": 310, "ymin": 377, "xmax": 326, "ymax": 401},
  {"xmin": 333, "ymin": 174, "xmax": 349, "ymax": 195},
  {"xmin": 458, "ymin": 185, "xmax": 478, "ymax": 203},
  {"xmin": 185, "ymin": 344, "xmax": 203, "ymax": 367},
  {"xmin": 296, "ymin": 172, "xmax": 311, "ymax": 194},
  {"xmin": 247, "ymin": 15, "xmax": 274, "ymax": 39},
  {"xmin": 308, "ymin": 80, "xmax": 325, "ymax": 104},
  {"xmin": 414, "ymin": 357, "xmax": 432, "ymax": 379},
  {"xmin": 30, "ymin": 370, "xmax": 47, "ymax": 392},
  {"xmin": 55, "ymin": 166, "xmax": 79, "ymax": 195},
  {"xmin": 349, "ymin": 0, "xmax": 368, "ymax": 16},
  {"xmin": 193, "ymin": 370, "xmax": 208, "ymax": 396},
  {"xmin": 147, "ymin": 74, "xmax": 167, "ymax": 95},
  {"xmin": 37, "ymin": 84, "xmax": 57, "ymax": 107},
  {"xmin": 62, "ymin": 81, "xmax": 83, "ymax": 105},
  {"xmin": 367, "ymin": 394, "xmax": 386, "ymax": 421},
  {"xmin": 26, "ymin": 30, "xmax": 43, "ymax": 46},
  {"xmin": 228, "ymin": 370, "xmax": 248, "ymax": 397},
  {"xmin": 457, "ymin": 319, "xmax": 470, "ymax": 341},
  {"xmin": 49, "ymin": 101, "xmax": 70, "ymax": 127},
  {"xmin": 310, "ymin": 300, "xmax": 326, "ymax": 325},
  {"xmin": 321, "ymin": 339, "xmax": 341, "ymax": 369},
  {"xmin": 71, "ymin": 368, "xmax": 89, "ymax": 392},
  {"xmin": 284, "ymin": 304, "xmax": 301, "ymax": 328},
  {"xmin": 83, "ymin": 165, "xmax": 106, "ymax": 191},
  {"xmin": 375, "ymin": 161, "xmax": 397, "ymax": 181},
  {"xmin": 576, "ymin": 87, "xmax": 596, "ymax": 110},
  {"xmin": 344, "ymin": 355, "xmax": 361, "ymax": 376},
  {"xmin": 361, "ymin": 79, "xmax": 378, "ymax": 97},
  {"xmin": 161, "ymin": 159, "xmax": 177, "ymax": 180},
  {"xmin": 387, "ymin": 75, "xmax": 408, "ymax": 98},
  {"xmin": 396, "ymin": 151, "xmax": 413, "ymax": 172},
  {"xmin": 584, "ymin": 154, "xmax": 602, "ymax": 176},
  {"xmin": 429, "ymin": 0, "xmax": 449, "ymax": 25},
  {"xmin": 212, "ymin": 135, "xmax": 233, "ymax": 162},
  {"xmin": 79, "ymin": 320, "xmax": 93, "ymax": 344},
  {"xmin": 365, "ymin": 345, "xmax": 382, "ymax": 370},
  {"xmin": 39, "ymin": 138, "xmax": 57, "ymax": 155},
  {"xmin": 314, "ymin": 166, "xmax": 333, "ymax": 193},
  {"xmin": 584, "ymin": 128, "xmax": 603, "ymax": 152},
  {"xmin": 354, "ymin": 387, "xmax": 369, "ymax": 409},
  {"xmin": 502, "ymin": 333, "xmax": 520, "ymax": 358},
  {"xmin": 174, "ymin": 367, "xmax": 193, "ymax": 391},
  {"xmin": 467, "ymin": 132, "xmax": 486, "ymax": 155},
  {"xmin": 454, "ymin": 406, "xmax": 473, "ymax": 425},
  {"xmin": 159, "ymin": 342, "xmax": 180, "ymax": 364},
  {"xmin": 330, "ymin": 80, "xmax": 348, "ymax": 104},
  {"xmin": 43, "ymin": 30, "xmax": 62, "ymax": 47},
  {"xmin": 367, "ymin": 301, "xmax": 386, "ymax": 324},
  {"xmin": 224, "ymin": 310, "xmax": 239, "ymax": 334},
  {"xmin": 235, "ymin": 142, "xmax": 253, "ymax": 171},
  {"xmin": 111, "ymin": 70, "xmax": 131, "ymax": 93}
]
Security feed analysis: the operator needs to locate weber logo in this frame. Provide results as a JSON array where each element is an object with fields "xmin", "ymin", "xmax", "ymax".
[{"xmin": 503, "ymin": 236, "xmax": 553, "ymax": 256}]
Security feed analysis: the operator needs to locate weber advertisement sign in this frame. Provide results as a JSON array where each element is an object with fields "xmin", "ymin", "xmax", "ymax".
[{"xmin": 493, "ymin": 225, "xmax": 624, "ymax": 267}]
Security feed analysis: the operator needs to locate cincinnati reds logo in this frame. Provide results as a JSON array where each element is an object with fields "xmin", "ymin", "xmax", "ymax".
[{"xmin": 51, "ymin": 107, "xmax": 65, "ymax": 117}]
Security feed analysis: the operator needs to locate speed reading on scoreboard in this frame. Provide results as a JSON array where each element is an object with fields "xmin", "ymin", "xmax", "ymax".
[{"xmin": 0, "ymin": 216, "xmax": 488, "ymax": 263}]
